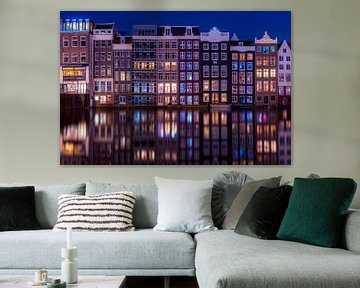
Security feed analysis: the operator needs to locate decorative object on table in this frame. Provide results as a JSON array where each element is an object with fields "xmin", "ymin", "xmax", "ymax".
[
  {"xmin": 53, "ymin": 192, "xmax": 136, "ymax": 231},
  {"xmin": 27, "ymin": 269, "xmax": 51, "ymax": 287},
  {"xmin": 47, "ymin": 279, "xmax": 66, "ymax": 288},
  {"xmin": 35, "ymin": 269, "xmax": 48, "ymax": 283},
  {"xmin": 61, "ymin": 226, "xmax": 78, "ymax": 284}
]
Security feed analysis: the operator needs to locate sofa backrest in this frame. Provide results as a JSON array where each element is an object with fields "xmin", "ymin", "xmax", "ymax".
[{"xmin": 86, "ymin": 181, "xmax": 158, "ymax": 229}]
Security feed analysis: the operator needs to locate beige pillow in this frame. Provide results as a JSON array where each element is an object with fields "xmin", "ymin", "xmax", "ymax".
[{"xmin": 222, "ymin": 177, "xmax": 281, "ymax": 230}]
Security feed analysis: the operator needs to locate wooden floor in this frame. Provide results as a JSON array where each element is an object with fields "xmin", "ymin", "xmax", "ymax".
[{"xmin": 126, "ymin": 276, "xmax": 199, "ymax": 288}]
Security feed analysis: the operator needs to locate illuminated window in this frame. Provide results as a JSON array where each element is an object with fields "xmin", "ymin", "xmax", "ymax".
[
  {"xmin": 246, "ymin": 86, "xmax": 253, "ymax": 94},
  {"xmin": 270, "ymin": 57, "xmax": 276, "ymax": 66},
  {"xmin": 239, "ymin": 62, "xmax": 245, "ymax": 70},
  {"xmin": 263, "ymin": 57, "xmax": 269, "ymax": 66},
  {"xmin": 263, "ymin": 46, "xmax": 269, "ymax": 54},
  {"xmin": 232, "ymin": 62, "xmax": 238, "ymax": 70},
  {"xmin": 162, "ymin": 83, "xmax": 170, "ymax": 94},
  {"xmin": 270, "ymin": 69, "xmax": 276, "ymax": 78},
  {"xmin": 256, "ymin": 56, "xmax": 261, "ymax": 66},
  {"xmin": 107, "ymin": 66, "xmax": 112, "ymax": 76},
  {"xmin": 279, "ymin": 86, "xmax": 284, "ymax": 95},
  {"xmin": 171, "ymin": 83, "xmax": 177, "ymax": 94},
  {"xmin": 263, "ymin": 81, "xmax": 269, "ymax": 92},
  {"xmin": 203, "ymin": 93, "xmax": 209, "ymax": 102},
  {"xmin": 107, "ymin": 52, "xmax": 112, "ymax": 61},
  {"xmin": 239, "ymin": 53, "xmax": 245, "ymax": 61},
  {"xmin": 239, "ymin": 72, "xmax": 245, "ymax": 84},
  {"xmin": 211, "ymin": 80, "xmax": 219, "ymax": 91},
  {"xmin": 180, "ymin": 83, "xmax": 186, "ymax": 93},
  {"xmin": 187, "ymin": 83, "xmax": 192, "ymax": 93},
  {"xmin": 203, "ymin": 80, "xmax": 210, "ymax": 91},
  {"xmin": 187, "ymin": 72, "xmax": 193, "ymax": 81},
  {"xmin": 247, "ymin": 62, "xmax": 253, "ymax": 70},
  {"xmin": 256, "ymin": 81, "xmax": 262, "ymax": 92},
  {"xmin": 270, "ymin": 46, "xmax": 276, "ymax": 53},
  {"xmin": 246, "ymin": 72, "xmax": 253, "ymax": 84},
  {"xmin": 165, "ymin": 62, "xmax": 171, "ymax": 71},
  {"xmin": 239, "ymin": 86, "xmax": 245, "ymax": 95},
  {"xmin": 120, "ymin": 72, "xmax": 126, "ymax": 81},
  {"xmin": 187, "ymin": 62, "xmax": 193, "ymax": 70},
  {"xmin": 263, "ymin": 69, "xmax": 269, "ymax": 78},
  {"xmin": 270, "ymin": 81, "xmax": 276, "ymax": 92},
  {"xmin": 247, "ymin": 53, "xmax": 253, "ymax": 61}
]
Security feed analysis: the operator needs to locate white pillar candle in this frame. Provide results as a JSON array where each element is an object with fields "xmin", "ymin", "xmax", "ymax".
[{"xmin": 67, "ymin": 225, "xmax": 72, "ymax": 249}]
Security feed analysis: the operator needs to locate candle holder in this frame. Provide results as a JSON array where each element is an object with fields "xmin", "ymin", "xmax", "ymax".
[{"xmin": 61, "ymin": 247, "xmax": 78, "ymax": 284}]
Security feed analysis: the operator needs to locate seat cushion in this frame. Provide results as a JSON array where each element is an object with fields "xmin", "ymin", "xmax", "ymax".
[
  {"xmin": 195, "ymin": 230, "xmax": 360, "ymax": 288},
  {"xmin": 0, "ymin": 229, "xmax": 195, "ymax": 271}
]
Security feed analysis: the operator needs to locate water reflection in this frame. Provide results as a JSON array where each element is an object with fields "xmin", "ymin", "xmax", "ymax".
[{"xmin": 60, "ymin": 107, "xmax": 291, "ymax": 165}]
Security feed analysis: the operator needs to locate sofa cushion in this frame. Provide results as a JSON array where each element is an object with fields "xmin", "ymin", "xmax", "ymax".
[
  {"xmin": 0, "ymin": 186, "xmax": 40, "ymax": 231},
  {"xmin": 212, "ymin": 171, "xmax": 250, "ymax": 228},
  {"xmin": 277, "ymin": 178, "xmax": 357, "ymax": 248},
  {"xmin": 0, "ymin": 229, "xmax": 195, "ymax": 271},
  {"xmin": 234, "ymin": 185, "xmax": 292, "ymax": 239},
  {"xmin": 222, "ymin": 177, "xmax": 281, "ymax": 230},
  {"xmin": 86, "ymin": 182, "xmax": 158, "ymax": 229},
  {"xmin": 0, "ymin": 183, "xmax": 85, "ymax": 229},
  {"xmin": 53, "ymin": 192, "xmax": 136, "ymax": 232},
  {"xmin": 195, "ymin": 230, "xmax": 360, "ymax": 288},
  {"xmin": 154, "ymin": 177, "xmax": 216, "ymax": 233}
]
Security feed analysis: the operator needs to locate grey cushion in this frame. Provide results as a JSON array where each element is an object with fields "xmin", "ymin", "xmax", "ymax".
[
  {"xmin": 212, "ymin": 171, "xmax": 250, "ymax": 228},
  {"xmin": 85, "ymin": 182, "xmax": 158, "ymax": 229},
  {"xmin": 0, "ymin": 183, "xmax": 85, "ymax": 228},
  {"xmin": 195, "ymin": 230, "xmax": 360, "ymax": 288},
  {"xmin": 0, "ymin": 229, "xmax": 195, "ymax": 271},
  {"xmin": 154, "ymin": 177, "xmax": 216, "ymax": 233},
  {"xmin": 222, "ymin": 177, "xmax": 281, "ymax": 229}
]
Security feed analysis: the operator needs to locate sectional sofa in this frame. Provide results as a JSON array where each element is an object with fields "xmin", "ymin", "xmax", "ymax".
[{"xmin": 0, "ymin": 180, "xmax": 359, "ymax": 288}]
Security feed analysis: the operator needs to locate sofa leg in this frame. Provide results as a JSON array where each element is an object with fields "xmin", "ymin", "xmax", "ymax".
[{"xmin": 164, "ymin": 276, "xmax": 170, "ymax": 288}]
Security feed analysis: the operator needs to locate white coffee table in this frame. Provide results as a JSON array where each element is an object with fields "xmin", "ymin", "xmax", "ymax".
[{"xmin": 0, "ymin": 275, "xmax": 126, "ymax": 288}]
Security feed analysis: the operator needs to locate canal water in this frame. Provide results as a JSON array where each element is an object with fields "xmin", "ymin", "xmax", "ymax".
[{"xmin": 60, "ymin": 107, "xmax": 291, "ymax": 165}]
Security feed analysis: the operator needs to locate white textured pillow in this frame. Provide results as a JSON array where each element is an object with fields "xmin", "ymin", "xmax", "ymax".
[
  {"xmin": 53, "ymin": 192, "xmax": 135, "ymax": 231},
  {"xmin": 154, "ymin": 177, "xmax": 217, "ymax": 233}
]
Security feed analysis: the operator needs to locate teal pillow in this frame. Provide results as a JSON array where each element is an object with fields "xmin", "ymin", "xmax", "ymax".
[{"xmin": 277, "ymin": 178, "xmax": 357, "ymax": 247}]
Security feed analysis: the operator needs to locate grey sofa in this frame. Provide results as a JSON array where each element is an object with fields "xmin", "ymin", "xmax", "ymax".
[{"xmin": 0, "ymin": 181, "xmax": 360, "ymax": 288}]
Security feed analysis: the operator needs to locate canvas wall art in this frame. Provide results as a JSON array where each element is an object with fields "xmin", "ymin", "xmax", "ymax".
[{"xmin": 60, "ymin": 11, "xmax": 291, "ymax": 165}]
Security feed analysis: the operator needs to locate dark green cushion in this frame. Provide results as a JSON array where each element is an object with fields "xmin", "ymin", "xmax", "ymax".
[
  {"xmin": 0, "ymin": 186, "xmax": 41, "ymax": 231},
  {"xmin": 277, "ymin": 178, "xmax": 357, "ymax": 247},
  {"xmin": 235, "ymin": 185, "xmax": 292, "ymax": 239}
]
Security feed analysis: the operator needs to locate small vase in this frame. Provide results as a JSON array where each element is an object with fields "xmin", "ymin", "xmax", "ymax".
[{"xmin": 61, "ymin": 247, "xmax": 78, "ymax": 284}]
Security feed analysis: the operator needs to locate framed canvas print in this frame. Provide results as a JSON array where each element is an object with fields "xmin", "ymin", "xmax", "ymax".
[{"xmin": 60, "ymin": 11, "xmax": 291, "ymax": 165}]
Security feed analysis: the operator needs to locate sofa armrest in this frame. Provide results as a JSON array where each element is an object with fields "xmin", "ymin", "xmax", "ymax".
[{"xmin": 342, "ymin": 209, "xmax": 360, "ymax": 253}]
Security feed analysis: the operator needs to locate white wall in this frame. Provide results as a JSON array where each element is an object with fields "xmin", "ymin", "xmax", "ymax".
[{"xmin": 0, "ymin": 0, "xmax": 359, "ymax": 208}]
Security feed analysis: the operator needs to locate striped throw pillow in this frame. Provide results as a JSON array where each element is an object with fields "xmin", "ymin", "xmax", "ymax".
[{"xmin": 53, "ymin": 192, "xmax": 136, "ymax": 231}]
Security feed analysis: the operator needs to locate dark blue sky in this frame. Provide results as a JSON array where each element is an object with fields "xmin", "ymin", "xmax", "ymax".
[{"xmin": 60, "ymin": 11, "xmax": 291, "ymax": 42}]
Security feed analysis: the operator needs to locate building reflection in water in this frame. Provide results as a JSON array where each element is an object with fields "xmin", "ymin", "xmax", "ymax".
[{"xmin": 60, "ymin": 107, "xmax": 291, "ymax": 165}]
